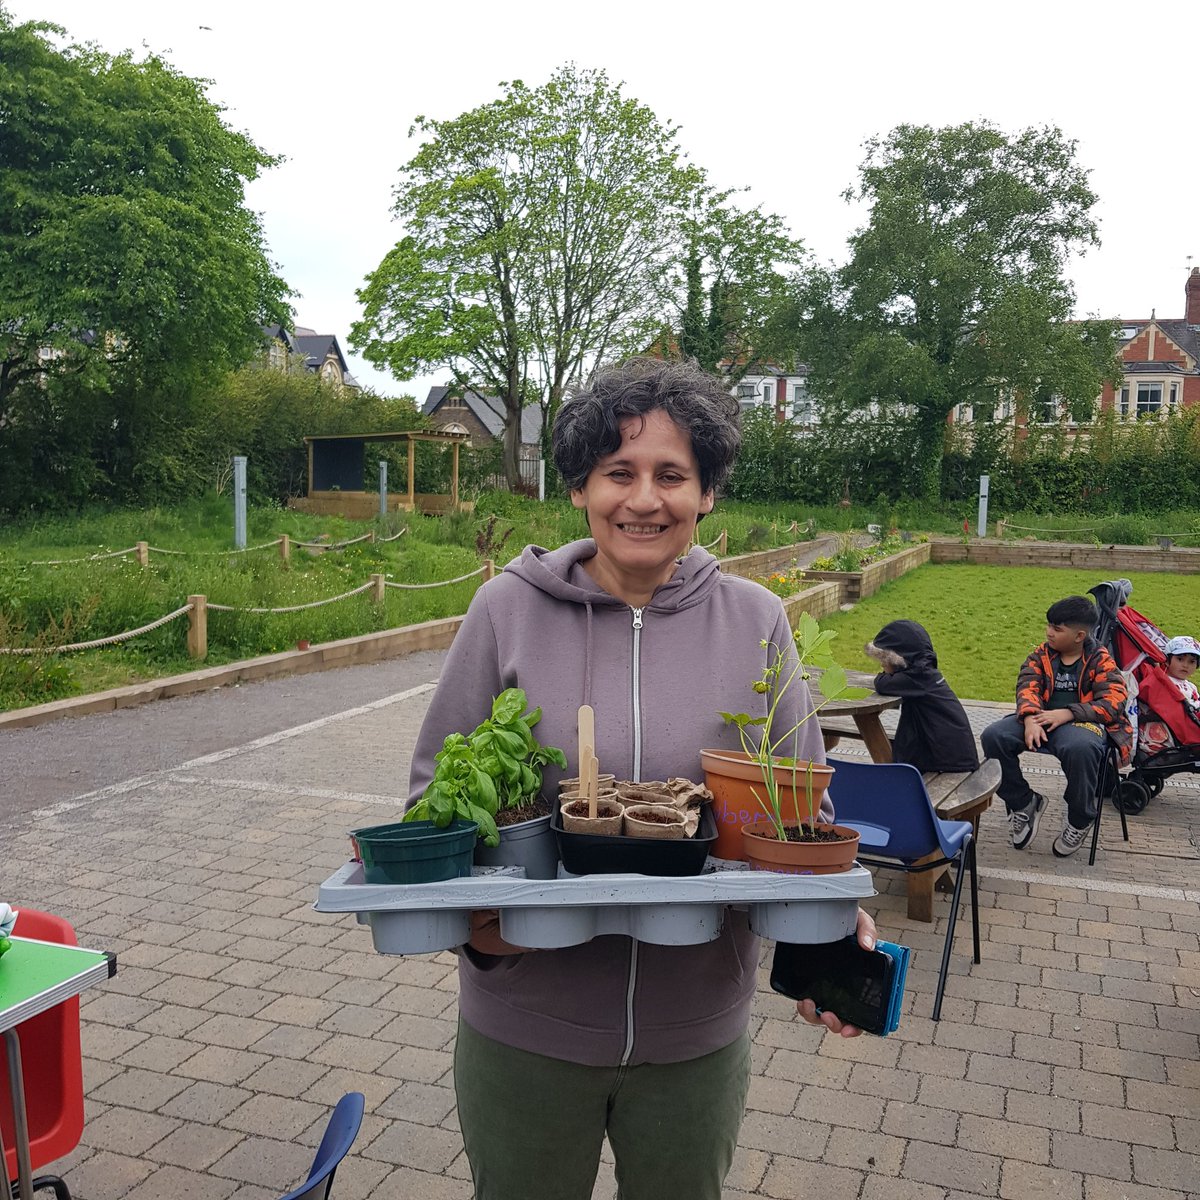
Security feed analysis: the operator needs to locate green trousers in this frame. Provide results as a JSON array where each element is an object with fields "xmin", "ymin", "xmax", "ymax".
[{"xmin": 454, "ymin": 1018, "xmax": 751, "ymax": 1200}]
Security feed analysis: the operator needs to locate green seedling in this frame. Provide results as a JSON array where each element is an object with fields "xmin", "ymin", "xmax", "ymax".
[{"xmin": 404, "ymin": 687, "xmax": 567, "ymax": 846}]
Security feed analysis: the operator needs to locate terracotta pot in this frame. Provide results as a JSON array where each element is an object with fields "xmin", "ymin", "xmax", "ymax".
[
  {"xmin": 741, "ymin": 822, "xmax": 860, "ymax": 875},
  {"xmin": 700, "ymin": 749, "xmax": 834, "ymax": 861},
  {"xmin": 559, "ymin": 796, "xmax": 623, "ymax": 835},
  {"xmin": 622, "ymin": 803, "xmax": 688, "ymax": 840}
]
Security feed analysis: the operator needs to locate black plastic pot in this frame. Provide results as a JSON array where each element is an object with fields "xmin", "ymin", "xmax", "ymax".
[{"xmin": 552, "ymin": 804, "xmax": 717, "ymax": 877}]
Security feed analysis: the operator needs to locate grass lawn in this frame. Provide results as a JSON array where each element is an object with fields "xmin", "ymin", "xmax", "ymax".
[{"xmin": 818, "ymin": 565, "xmax": 1197, "ymax": 704}]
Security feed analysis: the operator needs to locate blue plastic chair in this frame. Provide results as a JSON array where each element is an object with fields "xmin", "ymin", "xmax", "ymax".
[
  {"xmin": 828, "ymin": 758, "xmax": 981, "ymax": 1021},
  {"xmin": 277, "ymin": 1093, "xmax": 364, "ymax": 1200}
]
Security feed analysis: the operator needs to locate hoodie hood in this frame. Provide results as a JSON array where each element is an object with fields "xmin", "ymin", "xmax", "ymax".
[
  {"xmin": 504, "ymin": 538, "xmax": 722, "ymax": 613},
  {"xmin": 871, "ymin": 619, "xmax": 938, "ymax": 670}
]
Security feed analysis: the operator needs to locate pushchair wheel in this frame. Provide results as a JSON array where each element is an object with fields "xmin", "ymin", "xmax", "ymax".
[
  {"xmin": 1114, "ymin": 779, "xmax": 1150, "ymax": 815},
  {"xmin": 1146, "ymin": 776, "xmax": 1164, "ymax": 798}
]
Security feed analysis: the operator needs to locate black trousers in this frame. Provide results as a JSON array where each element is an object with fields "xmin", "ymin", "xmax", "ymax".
[{"xmin": 980, "ymin": 714, "xmax": 1106, "ymax": 830}]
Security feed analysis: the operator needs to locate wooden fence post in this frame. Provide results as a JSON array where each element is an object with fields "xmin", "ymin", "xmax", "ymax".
[
  {"xmin": 187, "ymin": 595, "xmax": 207, "ymax": 660},
  {"xmin": 718, "ymin": 529, "xmax": 728, "ymax": 556},
  {"xmin": 370, "ymin": 573, "xmax": 386, "ymax": 604},
  {"xmin": 279, "ymin": 534, "xmax": 290, "ymax": 563},
  {"xmin": 995, "ymin": 519, "xmax": 1006, "ymax": 540},
  {"xmin": 136, "ymin": 541, "xmax": 149, "ymax": 568},
  {"xmin": 483, "ymin": 559, "xmax": 495, "ymax": 582},
  {"xmin": 367, "ymin": 530, "xmax": 376, "ymax": 544}
]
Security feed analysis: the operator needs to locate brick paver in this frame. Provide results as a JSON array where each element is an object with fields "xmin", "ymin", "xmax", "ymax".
[{"xmin": 5, "ymin": 688, "xmax": 1198, "ymax": 1199}]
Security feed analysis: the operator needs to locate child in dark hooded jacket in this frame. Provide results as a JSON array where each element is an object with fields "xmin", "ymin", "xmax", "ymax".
[{"xmin": 865, "ymin": 619, "xmax": 980, "ymax": 773}]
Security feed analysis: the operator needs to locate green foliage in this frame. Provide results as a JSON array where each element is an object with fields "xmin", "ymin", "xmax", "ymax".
[
  {"xmin": 676, "ymin": 196, "xmax": 803, "ymax": 376},
  {"xmin": 719, "ymin": 613, "xmax": 849, "ymax": 837},
  {"xmin": 0, "ymin": 7, "xmax": 290, "ymax": 417},
  {"xmin": 0, "ymin": 363, "xmax": 430, "ymax": 514},
  {"xmin": 820, "ymin": 564, "xmax": 1199, "ymax": 703},
  {"xmin": 795, "ymin": 121, "xmax": 1120, "ymax": 500},
  {"xmin": 404, "ymin": 688, "xmax": 568, "ymax": 846},
  {"xmin": 354, "ymin": 64, "xmax": 700, "ymax": 487}
]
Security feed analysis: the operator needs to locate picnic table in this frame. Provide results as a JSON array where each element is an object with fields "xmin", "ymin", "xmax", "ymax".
[
  {"xmin": 909, "ymin": 759, "xmax": 1000, "ymax": 921},
  {"xmin": 817, "ymin": 691, "xmax": 901, "ymax": 763}
]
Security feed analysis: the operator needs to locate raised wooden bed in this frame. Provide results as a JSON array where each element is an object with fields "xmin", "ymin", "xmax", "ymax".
[
  {"xmin": 929, "ymin": 538, "xmax": 1200, "ymax": 574},
  {"xmin": 804, "ymin": 542, "xmax": 932, "ymax": 603}
]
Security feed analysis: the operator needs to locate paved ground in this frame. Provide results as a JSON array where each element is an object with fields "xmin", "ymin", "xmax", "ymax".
[{"xmin": 3, "ymin": 660, "xmax": 1199, "ymax": 1200}]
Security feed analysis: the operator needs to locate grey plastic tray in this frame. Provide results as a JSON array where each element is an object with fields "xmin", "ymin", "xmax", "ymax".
[{"xmin": 316, "ymin": 859, "xmax": 875, "ymax": 955}]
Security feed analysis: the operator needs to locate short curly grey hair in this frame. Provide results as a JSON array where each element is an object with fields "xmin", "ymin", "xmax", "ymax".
[{"xmin": 552, "ymin": 358, "xmax": 741, "ymax": 494}]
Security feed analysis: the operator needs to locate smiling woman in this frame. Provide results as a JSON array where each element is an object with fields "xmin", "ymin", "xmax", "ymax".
[{"xmin": 406, "ymin": 356, "xmax": 878, "ymax": 1200}]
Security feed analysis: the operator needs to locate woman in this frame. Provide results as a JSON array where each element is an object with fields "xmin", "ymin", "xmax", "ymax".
[{"xmin": 409, "ymin": 358, "xmax": 875, "ymax": 1200}]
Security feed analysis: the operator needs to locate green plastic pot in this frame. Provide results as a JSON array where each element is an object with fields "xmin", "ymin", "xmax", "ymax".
[{"xmin": 353, "ymin": 818, "xmax": 479, "ymax": 885}]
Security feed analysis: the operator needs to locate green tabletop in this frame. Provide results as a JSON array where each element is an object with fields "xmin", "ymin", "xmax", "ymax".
[{"xmin": 0, "ymin": 938, "xmax": 112, "ymax": 1034}]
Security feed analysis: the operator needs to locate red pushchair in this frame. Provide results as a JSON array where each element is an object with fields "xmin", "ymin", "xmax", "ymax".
[{"xmin": 1089, "ymin": 579, "xmax": 1200, "ymax": 814}]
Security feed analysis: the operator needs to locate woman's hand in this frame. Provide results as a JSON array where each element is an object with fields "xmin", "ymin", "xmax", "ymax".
[
  {"xmin": 467, "ymin": 909, "xmax": 536, "ymax": 956},
  {"xmin": 795, "ymin": 908, "xmax": 878, "ymax": 1038}
]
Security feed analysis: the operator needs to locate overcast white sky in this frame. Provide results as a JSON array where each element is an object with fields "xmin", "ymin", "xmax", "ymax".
[{"xmin": 12, "ymin": 0, "xmax": 1199, "ymax": 401}]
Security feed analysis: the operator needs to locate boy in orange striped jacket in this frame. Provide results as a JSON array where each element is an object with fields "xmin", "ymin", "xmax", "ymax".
[{"xmin": 981, "ymin": 595, "xmax": 1131, "ymax": 858}]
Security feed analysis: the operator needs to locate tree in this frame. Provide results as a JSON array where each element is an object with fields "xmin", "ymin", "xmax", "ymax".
[
  {"xmin": 676, "ymin": 194, "xmax": 803, "ymax": 379},
  {"xmin": 795, "ymin": 122, "xmax": 1120, "ymax": 500},
  {"xmin": 353, "ymin": 65, "xmax": 699, "ymax": 488},
  {"xmin": 0, "ymin": 8, "xmax": 291, "ymax": 421}
]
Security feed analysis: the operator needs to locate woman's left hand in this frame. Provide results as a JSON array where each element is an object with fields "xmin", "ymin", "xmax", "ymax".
[{"xmin": 795, "ymin": 908, "xmax": 878, "ymax": 1038}]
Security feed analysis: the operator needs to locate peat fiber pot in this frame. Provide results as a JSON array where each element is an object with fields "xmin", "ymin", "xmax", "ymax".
[
  {"xmin": 741, "ymin": 823, "xmax": 861, "ymax": 875},
  {"xmin": 700, "ymin": 749, "xmax": 834, "ymax": 861}
]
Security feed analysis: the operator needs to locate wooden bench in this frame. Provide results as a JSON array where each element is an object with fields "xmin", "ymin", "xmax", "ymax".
[{"xmin": 905, "ymin": 759, "xmax": 1001, "ymax": 921}]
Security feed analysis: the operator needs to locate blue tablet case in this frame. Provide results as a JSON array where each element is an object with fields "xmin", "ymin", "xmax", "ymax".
[{"xmin": 876, "ymin": 940, "xmax": 910, "ymax": 1035}]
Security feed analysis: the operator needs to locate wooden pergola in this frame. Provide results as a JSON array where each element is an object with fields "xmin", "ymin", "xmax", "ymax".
[{"xmin": 288, "ymin": 429, "xmax": 473, "ymax": 519}]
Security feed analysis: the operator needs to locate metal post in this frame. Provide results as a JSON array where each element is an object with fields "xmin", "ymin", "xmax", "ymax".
[
  {"xmin": 977, "ymin": 474, "xmax": 990, "ymax": 538},
  {"xmin": 233, "ymin": 455, "xmax": 247, "ymax": 549},
  {"xmin": 538, "ymin": 458, "xmax": 546, "ymax": 502},
  {"xmin": 379, "ymin": 460, "xmax": 388, "ymax": 517}
]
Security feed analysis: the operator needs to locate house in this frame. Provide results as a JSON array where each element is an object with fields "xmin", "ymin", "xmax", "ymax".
[
  {"xmin": 262, "ymin": 325, "xmax": 360, "ymax": 389},
  {"xmin": 422, "ymin": 385, "xmax": 543, "ymax": 447},
  {"xmin": 728, "ymin": 363, "xmax": 815, "ymax": 426},
  {"xmin": 954, "ymin": 268, "xmax": 1200, "ymax": 428},
  {"xmin": 1097, "ymin": 268, "xmax": 1200, "ymax": 418}
]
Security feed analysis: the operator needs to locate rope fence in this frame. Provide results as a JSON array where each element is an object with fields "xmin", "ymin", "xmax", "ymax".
[
  {"xmin": 207, "ymin": 583, "xmax": 376, "ymax": 614},
  {"xmin": 0, "ymin": 559, "xmax": 495, "ymax": 660},
  {"xmin": 29, "ymin": 546, "xmax": 140, "ymax": 566},
  {"xmin": 999, "ymin": 522, "xmax": 1098, "ymax": 534},
  {"xmin": 383, "ymin": 566, "xmax": 488, "ymax": 590},
  {"xmin": 17, "ymin": 528, "xmax": 403, "ymax": 569},
  {"xmin": 0, "ymin": 605, "xmax": 193, "ymax": 656}
]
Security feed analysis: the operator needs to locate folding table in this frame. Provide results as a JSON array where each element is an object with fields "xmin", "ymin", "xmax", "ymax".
[{"xmin": 0, "ymin": 938, "xmax": 115, "ymax": 1200}]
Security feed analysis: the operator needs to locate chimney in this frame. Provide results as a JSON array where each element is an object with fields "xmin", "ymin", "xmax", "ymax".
[{"xmin": 1187, "ymin": 267, "xmax": 1200, "ymax": 327}]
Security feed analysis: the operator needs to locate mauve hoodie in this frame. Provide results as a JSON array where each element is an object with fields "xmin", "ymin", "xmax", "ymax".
[{"xmin": 408, "ymin": 538, "xmax": 829, "ymax": 1067}]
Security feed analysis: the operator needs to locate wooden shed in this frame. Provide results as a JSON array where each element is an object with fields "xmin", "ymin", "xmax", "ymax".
[{"xmin": 287, "ymin": 430, "xmax": 473, "ymax": 519}]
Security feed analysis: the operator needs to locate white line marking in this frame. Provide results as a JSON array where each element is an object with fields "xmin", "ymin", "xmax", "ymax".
[
  {"xmin": 171, "ymin": 774, "xmax": 404, "ymax": 807},
  {"xmin": 33, "ymin": 682, "xmax": 437, "ymax": 818},
  {"xmin": 981, "ymin": 865, "xmax": 1200, "ymax": 903},
  {"xmin": 182, "ymin": 682, "xmax": 437, "ymax": 767}
]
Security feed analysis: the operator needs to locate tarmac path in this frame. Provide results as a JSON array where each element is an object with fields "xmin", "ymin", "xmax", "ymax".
[{"xmin": 0, "ymin": 651, "xmax": 446, "ymax": 822}]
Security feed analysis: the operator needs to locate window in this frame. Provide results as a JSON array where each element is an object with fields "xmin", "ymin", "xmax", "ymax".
[
  {"xmin": 1032, "ymin": 390, "xmax": 1059, "ymax": 423},
  {"xmin": 793, "ymin": 384, "xmax": 815, "ymax": 424},
  {"xmin": 735, "ymin": 382, "xmax": 759, "ymax": 413},
  {"xmin": 1169, "ymin": 382, "xmax": 1179, "ymax": 409},
  {"xmin": 1119, "ymin": 385, "xmax": 1130, "ymax": 416},
  {"xmin": 1136, "ymin": 382, "xmax": 1162, "ymax": 415}
]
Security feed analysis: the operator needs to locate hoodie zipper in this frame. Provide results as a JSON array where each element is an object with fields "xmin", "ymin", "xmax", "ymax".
[
  {"xmin": 630, "ymin": 606, "xmax": 644, "ymax": 783},
  {"xmin": 622, "ymin": 605, "xmax": 645, "ymax": 1066}
]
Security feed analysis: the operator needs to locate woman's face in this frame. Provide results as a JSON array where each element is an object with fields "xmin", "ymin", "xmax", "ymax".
[{"xmin": 570, "ymin": 409, "xmax": 714, "ymax": 600}]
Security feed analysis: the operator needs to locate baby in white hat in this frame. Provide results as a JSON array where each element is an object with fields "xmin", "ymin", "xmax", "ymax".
[{"xmin": 1164, "ymin": 635, "xmax": 1200, "ymax": 710}]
